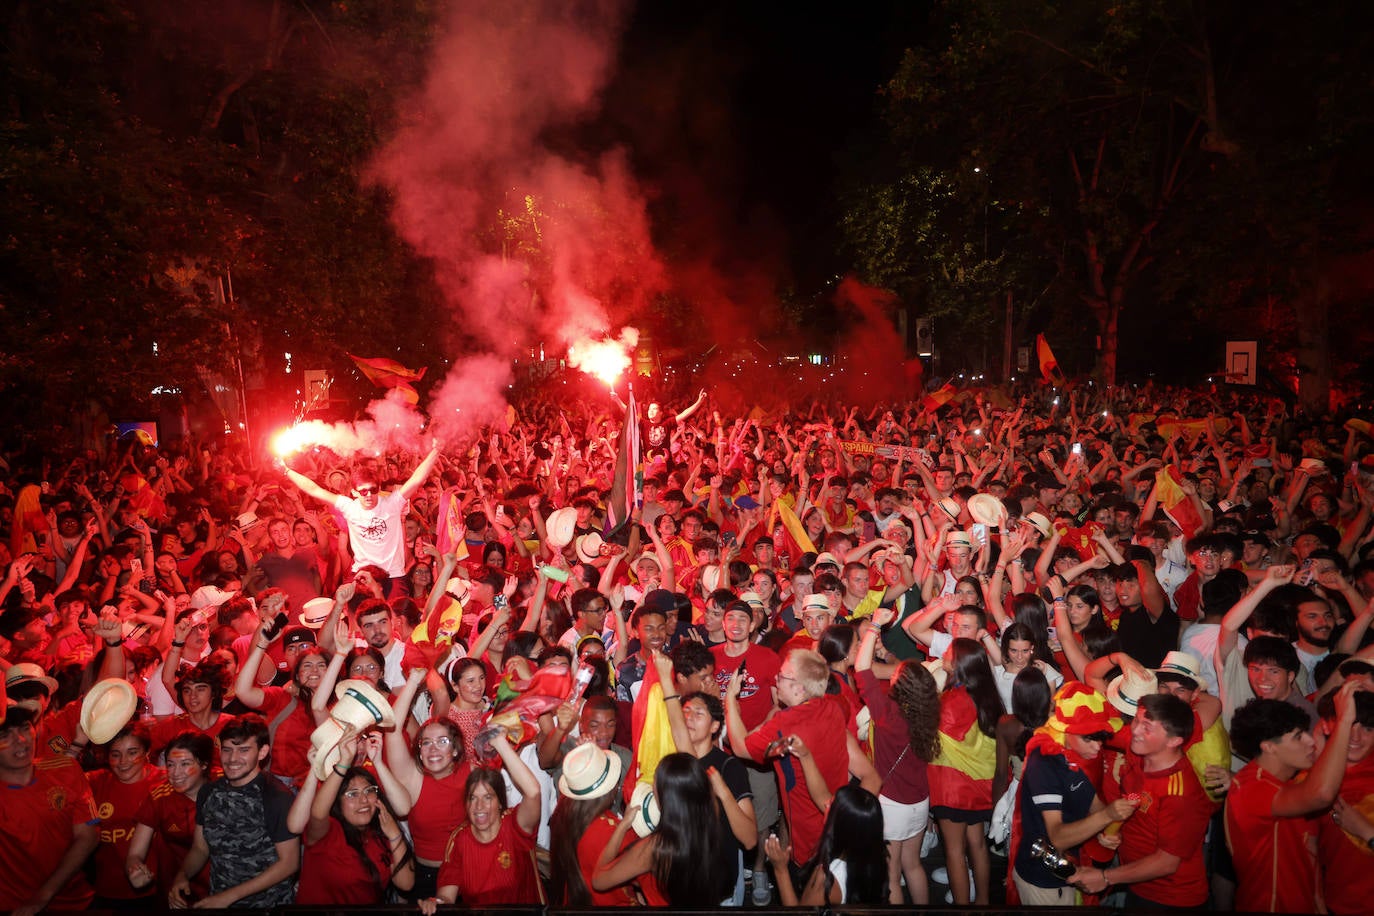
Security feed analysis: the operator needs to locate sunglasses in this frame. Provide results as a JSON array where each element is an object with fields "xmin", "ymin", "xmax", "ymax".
[{"xmin": 356, "ymin": 486, "xmax": 379, "ymax": 496}]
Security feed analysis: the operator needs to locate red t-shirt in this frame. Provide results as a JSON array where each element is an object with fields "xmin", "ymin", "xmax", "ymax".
[
  {"xmin": 576, "ymin": 813, "xmax": 637, "ymax": 906},
  {"xmin": 1317, "ymin": 755, "xmax": 1374, "ymax": 916},
  {"xmin": 150, "ymin": 713, "xmax": 231, "ymax": 776},
  {"xmin": 35, "ymin": 702, "xmax": 83, "ymax": 759},
  {"xmin": 254, "ymin": 686, "xmax": 315, "ymax": 786},
  {"xmin": 438, "ymin": 813, "xmax": 540, "ymax": 904},
  {"xmin": 135, "ymin": 778, "xmax": 209, "ymax": 898},
  {"xmin": 745, "ymin": 694, "xmax": 849, "ymax": 865},
  {"xmin": 1226, "ymin": 760, "xmax": 1320, "ymax": 914},
  {"xmin": 1105, "ymin": 753, "xmax": 1213, "ymax": 907},
  {"xmin": 87, "ymin": 764, "xmax": 163, "ymax": 899},
  {"xmin": 711, "ymin": 643, "xmax": 781, "ymax": 730},
  {"xmin": 297, "ymin": 817, "xmax": 392, "ymax": 904},
  {"xmin": 0, "ymin": 756, "xmax": 99, "ymax": 911},
  {"xmin": 409, "ymin": 766, "xmax": 473, "ymax": 862}
]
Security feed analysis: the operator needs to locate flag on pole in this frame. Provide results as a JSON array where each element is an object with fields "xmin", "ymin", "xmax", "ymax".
[
  {"xmin": 604, "ymin": 386, "xmax": 642, "ymax": 538},
  {"xmin": 1036, "ymin": 334, "xmax": 1066, "ymax": 386},
  {"xmin": 348, "ymin": 354, "xmax": 426, "ymax": 403}
]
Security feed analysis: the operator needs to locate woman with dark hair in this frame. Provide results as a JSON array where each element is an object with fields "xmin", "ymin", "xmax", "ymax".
[
  {"xmin": 992, "ymin": 666, "xmax": 1053, "ymax": 808},
  {"xmin": 1009, "ymin": 593, "xmax": 1057, "ymax": 665},
  {"xmin": 126, "ymin": 731, "xmax": 214, "ymax": 899},
  {"xmin": 857, "ymin": 607, "xmax": 942, "ymax": 904},
  {"xmin": 290, "ymin": 731, "xmax": 415, "ymax": 904},
  {"xmin": 993, "ymin": 622, "xmax": 1062, "ymax": 711},
  {"xmin": 344, "ymin": 646, "xmax": 391, "ymax": 693},
  {"xmin": 237, "ymin": 629, "xmax": 331, "ymax": 787},
  {"xmin": 436, "ymin": 657, "xmax": 488, "ymax": 762},
  {"xmin": 817, "ymin": 623, "xmax": 862, "ymax": 724},
  {"xmin": 929, "ymin": 637, "xmax": 1002, "ymax": 905},
  {"xmin": 424, "ymin": 731, "xmax": 543, "ymax": 908},
  {"xmin": 88, "ymin": 721, "xmax": 162, "ymax": 907},
  {"xmin": 592, "ymin": 753, "xmax": 735, "ymax": 906},
  {"xmin": 386, "ymin": 670, "xmax": 472, "ymax": 900},
  {"xmin": 764, "ymin": 785, "xmax": 888, "ymax": 904},
  {"xmin": 547, "ymin": 743, "xmax": 634, "ymax": 906},
  {"xmin": 1048, "ymin": 578, "xmax": 1117, "ymax": 681}
]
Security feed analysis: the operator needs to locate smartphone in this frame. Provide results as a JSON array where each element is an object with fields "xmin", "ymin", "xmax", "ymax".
[
  {"xmin": 1071, "ymin": 443, "xmax": 1083, "ymax": 455},
  {"xmin": 736, "ymin": 659, "xmax": 748, "ymax": 680},
  {"xmin": 263, "ymin": 611, "xmax": 290, "ymax": 640},
  {"xmin": 721, "ymin": 530, "xmax": 737, "ymax": 548}
]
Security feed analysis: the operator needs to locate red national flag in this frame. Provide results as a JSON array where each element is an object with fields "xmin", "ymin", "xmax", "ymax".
[
  {"xmin": 1037, "ymin": 334, "xmax": 1066, "ymax": 386},
  {"xmin": 920, "ymin": 382, "xmax": 957, "ymax": 413},
  {"xmin": 348, "ymin": 354, "xmax": 425, "ymax": 400},
  {"xmin": 1155, "ymin": 465, "xmax": 1203, "ymax": 539}
]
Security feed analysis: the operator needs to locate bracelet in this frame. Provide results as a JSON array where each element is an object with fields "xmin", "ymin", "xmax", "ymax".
[
  {"xmin": 1101, "ymin": 868, "xmax": 1110, "ymax": 887},
  {"xmin": 333, "ymin": 763, "xmax": 350, "ymax": 777},
  {"xmin": 171, "ymin": 640, "xmax": 186, "ymax": 648},
  {"xmin": 663, "ymin": 694, "xmax": 680, "ymax": 702},
  {"xmin": 104, "ymin": 638, "xmax": 122, "ymax": 648},
  {"xmin": 256, "ymin": 644, "xmax": 270, "ymax": 651}
]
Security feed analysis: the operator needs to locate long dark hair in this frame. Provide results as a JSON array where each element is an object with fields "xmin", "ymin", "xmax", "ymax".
[
  {"xmin": 291, "ymin": 647, "xmax": 326, "ymax": 707},
  {"xmin": 889, "ymin": 662, "xmax": 942, "ymax": 762},
  {"xmin": 547, "ymin": 790, "xmax": 618, "ymax": 904},
  {"xmin": 809, "ymin": 785, "xmax": 887, "ymax": 903},
  {"xmin": 331, "ymin": 767, "xmax": 410, "ymax": 893},
  {"xmin": 649, "ymin": 754, "xmax": 730, "ymax": 906},
  {"xmin": 947, "ymin": 638, "xmax": 1003, "ymax": 738},
  {"xmin": 1009, "ymin": 595, "xmax": 1056, "ymax": 664}
]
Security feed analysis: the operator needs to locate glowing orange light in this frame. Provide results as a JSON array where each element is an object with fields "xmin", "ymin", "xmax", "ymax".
[
  {"xmin": 271, "ymin": 426, "xmax": 313, "ymax": 457},
  {"xmin": 568, "ymin": 327, "xmax": 639, "ymax": 387}
]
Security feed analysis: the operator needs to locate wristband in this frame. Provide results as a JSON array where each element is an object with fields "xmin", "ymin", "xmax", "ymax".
[
  {"xmin": 171, "ymin": 640, "xmax": 186, "ymax": 648},
  {"xmin": 333, "ymin": 763, "xmax": 350, "ymax": 777},
  {"xmin": 662, "ymin": 694, "xmax": 680, "ymax": 702},
  {"xmin": 104, "ymin": 638, "xmax": 122, "ymax": 648}
]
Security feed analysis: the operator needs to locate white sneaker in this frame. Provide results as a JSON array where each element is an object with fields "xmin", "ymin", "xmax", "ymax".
[
  {"xmin": 932, "ymin": 867, "xmax": 949, "ymax": 884},
  {"xmin": 751, "ymin": 870, "xmax": 771, "ymax": 905}
]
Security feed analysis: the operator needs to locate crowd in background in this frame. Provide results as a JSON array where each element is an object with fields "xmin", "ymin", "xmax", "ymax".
[{"xmin": 3, "ymin": 379, "xmax": 1374, "ymax": 914}]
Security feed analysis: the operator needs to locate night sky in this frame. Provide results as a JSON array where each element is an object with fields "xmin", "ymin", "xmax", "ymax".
[{"xmin": 599, "ymin": 1, "xmax": 927, "ymax": 296}]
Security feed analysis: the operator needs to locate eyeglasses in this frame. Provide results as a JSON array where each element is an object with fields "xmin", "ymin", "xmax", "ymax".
[
  {"xmin": 351, "ymin": 663, "xmax": 381, "ymax": 674},
  {"xmin": 343, "ymin": 786, "xmax": 381, "ymax": 799},
  {"xmin": 419, "ymin": 736, "xmax": 453, "ymax": 749},
  {"xmin": 356, "ymin": 487, "xmax": 379, "ymax": 496}
]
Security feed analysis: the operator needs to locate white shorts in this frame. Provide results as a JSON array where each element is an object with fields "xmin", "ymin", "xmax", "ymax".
[{"xmin": 880, "ymin": 794, "xmax": 930, "ymax": 842}]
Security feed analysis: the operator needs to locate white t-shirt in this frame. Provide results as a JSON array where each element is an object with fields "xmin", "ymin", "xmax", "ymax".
[
  {"xmin": 335, "ymin": 491, "xmax": 409, "ymax": 576},
  {"xmin": 994, "ymin": 662, "xmax": 1063, "ymax": 712}
]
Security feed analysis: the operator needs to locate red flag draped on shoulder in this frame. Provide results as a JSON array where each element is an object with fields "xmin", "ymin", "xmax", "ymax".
[
  {"xmin": 349, "ymin": 354, "xmax": 425, "ymax": 404},
  {"xmin": 604, "ymin": 387, "xmax": 641, "ymax": 538},
  {"xmin": 1037, "ymin": 334, "xmax": 1067, "ymax": 386}
]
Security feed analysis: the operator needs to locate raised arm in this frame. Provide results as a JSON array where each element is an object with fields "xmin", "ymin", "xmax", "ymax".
[{"xmin": 398, "ymin": 444, "xmax": 442, "ymax": 501}]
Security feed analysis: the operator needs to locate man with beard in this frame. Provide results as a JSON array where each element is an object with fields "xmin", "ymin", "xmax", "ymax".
[{"xmin": 1293, "ymin": 593, "xmax": 1335, "ymax": 689}]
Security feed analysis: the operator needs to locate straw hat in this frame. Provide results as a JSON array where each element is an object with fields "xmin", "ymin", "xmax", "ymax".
[
  {"xmin": 813, "ymin": 552, "xmax": 842, "ymax": 570},
  {"xmin": 935, "ymin": 497, "xmax": 962, "ymax": 523},
  {"xmin": 945, "ymin": 530, "xmax": 972, "ymax": 551},
  {"xmin": 4, "ymin": 661, "xmax": 58, "ymax": 696},
  {"xmin": 968, "ymin": 493, "xmax": 1008, "ymax": 528},
  {"xmin": 545, "ymin": 507, "xmax": 579, "ymax": 549},
  {"xmin": 80, "ymin": 678, "xmax": 139, "ymax": 745},
  {"xmin": 575, "ymin": 532, "xmax": 605, "ymax": 564},
  {"xmin": 699, "ymin": 564, "xmax": 724, "ymax": 593},
  {"xmin": 802, "ymin": 593, "xmax": 831, "ymax": 613},
  {"xmin": 299, "ymin": 597, "xmax": 334, "ymax": 629},
  {"xmin": 1106, "ymin": 668, "xmax": 1159, "ymax": 717},
  {"xmin": 1155, "ymin": 651, "xmax": 1203, "ymax": 689},
  {"xmin": 189, "ymin": 585, "xmax": 235, "ymax": 610},
  {"xmin": 308, "ymin": 679, "xmax": 397, "ymax": 780},
  {"xmin": 557, "ymin": 743, "xmax": 623, "ymax": 801},
  {"xmin": 1024, "ymin": 511, "xmax": 1053, "ymax": 539},
  {"xmin": 629, "ymin": 780, "xmax": 661, "ymax": 837}
]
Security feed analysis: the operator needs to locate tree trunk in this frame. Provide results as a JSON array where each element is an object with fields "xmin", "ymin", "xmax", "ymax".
[
  {"xmin": 1295, "ymin": 276, "xmax": 1331, "ymax": 414},
  {"xmin": 1092, "ymin": 297, "xmax": 1120, "ymax": 386}
]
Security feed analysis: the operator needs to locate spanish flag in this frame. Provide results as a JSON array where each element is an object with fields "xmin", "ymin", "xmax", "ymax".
[
  {"xmin": 1037, "ymin": 334, "xmax": 1066, "ymax": 386},
  {"xmin": 920, "ymin": 382, "xmax": 957, "ymax": 413},
  {"xmin": 348, "ymin": 354, "xmax": 425, "ymax": 403},
  {"xmin": 1155, "ymin": 464, "xmax": 1203, "ymax": 539}
]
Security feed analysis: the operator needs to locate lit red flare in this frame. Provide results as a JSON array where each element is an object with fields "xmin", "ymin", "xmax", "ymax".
[{"xmin": 568, "ymin": 327, "xmax": 639, "ymax": 387}]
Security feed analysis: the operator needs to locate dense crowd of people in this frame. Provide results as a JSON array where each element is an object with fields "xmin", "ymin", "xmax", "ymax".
[{"xmin": 3, "ymin": 379, "xmax": 1374, "ymax": 913}]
